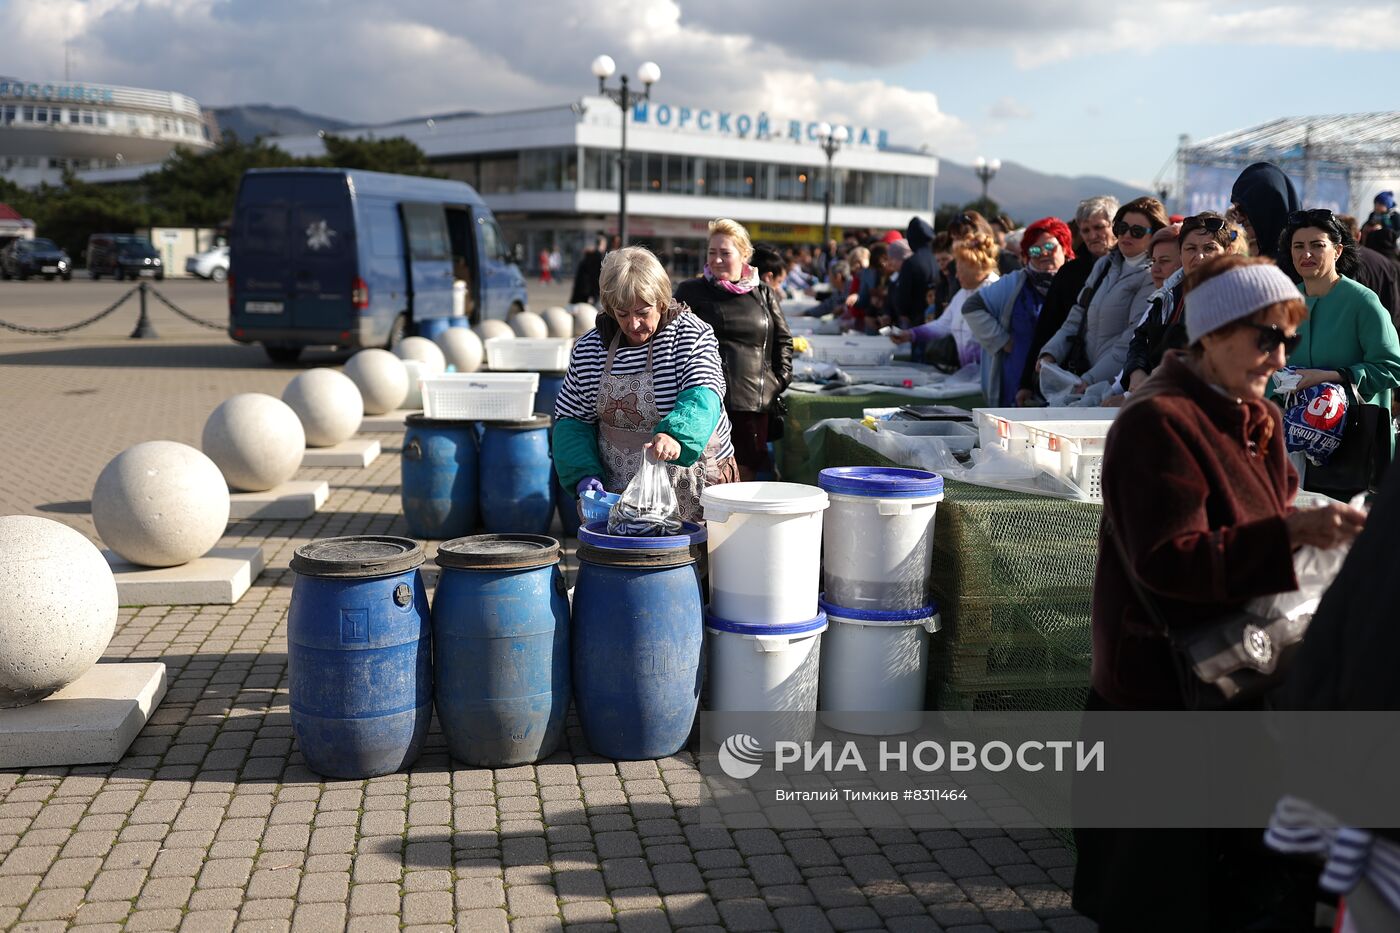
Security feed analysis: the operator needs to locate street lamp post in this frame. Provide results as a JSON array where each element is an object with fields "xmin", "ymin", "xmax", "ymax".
[
  {"xmin": 973, "ymin": 155, "xmax": 1001, "ymax": 204},
  {"xmin": 815, "ymin": 122, "xmax": 849, "ymax": 264},
  {"xmin": 591, "ymin": 55, "xmax": 660, "ymax": 247}
]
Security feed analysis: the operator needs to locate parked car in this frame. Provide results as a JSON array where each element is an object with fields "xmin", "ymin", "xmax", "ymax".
[
  {"xmin": 87, "ymin": 234, "xmax": 164, "ymax": 280},
  {"xmin": 185, "ymin": 244, "xmax": 229, "ymax": 283},
  {"xmin": 0, "ymin": 238, "xmax": 73, "ymax": 280},
  {"xmin": 230, "ymin": 167, "xmax": 528, "ymax": 363}
]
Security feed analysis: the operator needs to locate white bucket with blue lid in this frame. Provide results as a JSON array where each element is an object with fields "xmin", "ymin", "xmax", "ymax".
[
  {"xmin": 705, "ymin": 611, "xmax": 827, "ymax": 749},
  {"xmin": 816, "ymin": 596, "xmax": 939, "ymax": 736},
  {"xmin": 818, "ymin": 467, "xmax": 944, "ymax": 612}
]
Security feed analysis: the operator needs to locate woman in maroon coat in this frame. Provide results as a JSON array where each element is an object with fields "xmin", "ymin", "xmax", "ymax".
[{"xmin": 1073, "ymin": 255, "xmax": 1366, "ymax": 931}]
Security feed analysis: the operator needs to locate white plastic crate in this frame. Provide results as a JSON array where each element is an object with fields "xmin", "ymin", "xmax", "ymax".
[
  {"xmin": 798, "ymin": 335, "xmax": 896, "ymax": 367},
  {"xmin": 485, "ymin": 337, "xmax": 572, "ymax": 371},
  {"xmin": 1024, "ymin": 421, "xmax": 1114, "ymax": 499},
  {"xmin": 972, "ymin": 407, "xmax": 1116, "ymax": 453},
  {"xmin": 421, "ymin": 372, "xmax": 539, "ymax": 421}
]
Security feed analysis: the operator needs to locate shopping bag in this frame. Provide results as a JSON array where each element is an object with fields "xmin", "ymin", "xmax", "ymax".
[{"xmin": 607, "ymin": 450, "xmax": 682, "ymax": 536}]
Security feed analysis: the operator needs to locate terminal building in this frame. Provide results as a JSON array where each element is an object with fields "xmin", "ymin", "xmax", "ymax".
[
  {"xmin": 0, "ymin": 77, "xmax": 216, "ymax": 188},
  {"xmin": 270, "ymin": 97, "xmax": 940, "ymax": 277}
]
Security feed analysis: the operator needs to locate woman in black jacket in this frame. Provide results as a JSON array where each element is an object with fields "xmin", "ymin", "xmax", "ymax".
[{"xmin": 675, "ymin": 218, "xmax": 793, "ymax": 480}]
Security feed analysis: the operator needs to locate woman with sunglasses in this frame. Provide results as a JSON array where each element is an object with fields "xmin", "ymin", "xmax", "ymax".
[
  {"xmin": 1074, "ymin": 254, "xmax": 1366, "ymax": 930},
  {"xmin": 1273, "ymin": 210, "xmax": 1400, "ymax": 428},
  {"xmin": 959, "ymin": 216, "xmax": 1074, "ymax": 406},
  {"xmin": 1113, "ymin": 212, "xmax": 1248, "ymax": 400},
  {"xmin": 1037, "ymin": 197, "xmax": 1167, "ymax": 399}
]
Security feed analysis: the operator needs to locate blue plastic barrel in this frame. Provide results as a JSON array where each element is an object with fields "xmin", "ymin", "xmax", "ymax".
[
  {"xmin": 288, "ymin": 536, "xmax": 431, "ymax": 779},
  {"xmin": 572, "ymin": 521, "xmax": 707, "ymax": 759},
  {"xmin": 535, "ymin": 371, "xmax": 567, "ymax": 416},
  {"xmin": 415, "ymin": 318, "xmax": 453, "ymax": 342},
  {"xmin": 432, "ymin": 534, "xmax": 570, "ymax": 767},
  {"xmin": 479, "ymin": 416, "xmax": 555, "ymax": 535},
  {"xmin": 401, "ymin": 414, "xmax": 479, "ymax": 539}
]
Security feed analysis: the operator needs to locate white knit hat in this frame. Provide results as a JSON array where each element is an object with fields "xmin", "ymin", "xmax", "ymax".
[{"xmin": 1184, "ymin": 263, "xmax": 1301, "ymax": 343}]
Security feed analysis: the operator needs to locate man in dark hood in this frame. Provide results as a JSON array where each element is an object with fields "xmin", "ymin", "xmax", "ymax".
[
  {"xmin": 892, "ymin": 216, "xmax": 938, "ymax": 324},
  {"xmin": 1230, "ymin": 162, "xmax": 1301, "ymax": 261}
]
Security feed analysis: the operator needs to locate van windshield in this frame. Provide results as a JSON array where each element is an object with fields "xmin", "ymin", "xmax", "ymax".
[
  {"xmin": 30, "ymin": 238, "xmax": 58, "ymax": 251},
  {"xmin": 119, "ymin": 241, "xmax": 159, "ymax": 258}
]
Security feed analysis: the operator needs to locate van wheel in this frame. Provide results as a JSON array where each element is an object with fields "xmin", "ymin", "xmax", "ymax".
[
  {"xmin": 384, "ymin": 314, "xmax": 408, "ymax": 351},
  {"xmin": 509, "ymin": 301, "xmax": 525, "ymax": 317},
  {"xmin": 264, "ymin": 344, "xmax": 303, "ymax": 364},
  {"xmin": 210, "ymin": 267, "xmax": 227, "ymax": 284}
]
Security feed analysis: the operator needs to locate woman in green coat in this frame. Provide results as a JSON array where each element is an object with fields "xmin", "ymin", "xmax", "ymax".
[{"xmin": 1276, "ymin": 209, "xmax": 1400, "ymax": 420}]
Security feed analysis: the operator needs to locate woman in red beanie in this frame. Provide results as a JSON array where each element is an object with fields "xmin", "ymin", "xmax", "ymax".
[{"xmin": 959, "ymin": 217, "xmax": 1074, "ymax": 405}]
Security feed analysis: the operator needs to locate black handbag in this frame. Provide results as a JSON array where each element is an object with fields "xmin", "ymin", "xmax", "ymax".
[
  {"xmin": 1303, "ymin": 374, "xmax": 1392, "ymax": 499},
  {"xmin": 1106, "ymin": 518, "xmax": 1306, "ymax": 710}
]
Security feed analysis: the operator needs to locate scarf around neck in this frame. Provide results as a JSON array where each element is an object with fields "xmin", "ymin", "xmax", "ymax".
[
  {"xmin": 704, "ymin": 264, "xmax": 760, "ymax": 294},
  {"xmin": 1025, "ymin": 268, "xmax": 1055, "ymax": 297}
]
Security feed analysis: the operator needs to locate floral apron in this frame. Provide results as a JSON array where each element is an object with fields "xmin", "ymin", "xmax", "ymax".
[{"xmin": 596, "ymin": 332, "xmax": 731, "ymax": 523}]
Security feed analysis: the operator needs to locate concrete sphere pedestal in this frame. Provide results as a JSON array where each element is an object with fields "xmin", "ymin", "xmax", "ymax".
[
  {"xmin": 436, "ymin": 328, "xmax": 484, "ymax": 373},
  {"xmin": 510, "ymin": 311, "xmax": 549, "ymax": 339},
  {"xmin": 474, "ymin": 320, "xmax": 514, "ymax": 344},
  {"xmin": 0, "ymin": 515, "xmax": 118, "ymax": 708},
  {"xmin": 394, "ymin": 337, "xmax": 446, "ymax": 376},
  {"xmin": 344, "ymin": 349, "xmax": 409, "ymax": 415},
  {"xmin": 571, "ymin": 304, "xmax": 598, "ymax": 337},
  {"xmin": 542, "ymin": 307, "xmax": 575, "ymax": 339},
  {"xmin": 402, "ymin": 359, "xmax": 427, "ymax": 409},
  {"xmin": 203, "ymin": 393, "xmax": 306, "ymax": 492},
  {"xmin": 92, "ymin": 441, "xmax": 231, "ymax": 568},
  {"xmin": 282, "ymin": 368, "xmax": 364, "ymax": 447}
]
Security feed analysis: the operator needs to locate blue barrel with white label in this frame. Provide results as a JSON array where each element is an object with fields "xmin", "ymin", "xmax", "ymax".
[
  {"xmin": 401, "ymin": 414, "xmax": 479, "ymax": 540},
  {"xmin": 535, "ymin": 371, "xmax": 567, "ymax": 417},
  {"xmin": 572, "ymin": 521, "xmax": 707, "ymax": 759},
  {"xmin": 288, "ymin": 536, "xmax": 431, "ymax": 778},
  {"xmin": 415, "ymin": 318, "xmax": 453, "ymax": 342},
  {"xmin": 479, "ymin": 416, "xmax": 555, "ymax": 535}
]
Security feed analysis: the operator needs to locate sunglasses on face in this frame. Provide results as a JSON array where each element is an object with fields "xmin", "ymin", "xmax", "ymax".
[
  {"xmin": 1183, "ymin": 215, "xmax": 1239, "ymax": 242},
  {"xmin": 1112, "ymin": 222, "xmax": 1151, "ymax": 239},
  {"xmin": 1025, "ymin": 241, "xmax": 1059, "ymax": 259},
  {"xmin": 1287, "ymin": 208, "xmax": 1335, "ymax": 227},
  {"xmin": 1245, "ymin": 322, "xmax": 1302, "ymax": 355}
]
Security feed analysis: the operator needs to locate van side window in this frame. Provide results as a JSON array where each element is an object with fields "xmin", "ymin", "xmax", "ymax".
[
  {"xmin": 365, "ymin": 204, "xmax": 401, "ymax": 258},
  {"xmin": 480, "ymin": 218, "xmax": 503, "ymax": 262},
  {"xmin": 243, "ymin": 206, "xmax": 288, "ymax": 255},
  {"xmin": 403, "ymin": 204, "xmax": 450, "ymax": 261}
]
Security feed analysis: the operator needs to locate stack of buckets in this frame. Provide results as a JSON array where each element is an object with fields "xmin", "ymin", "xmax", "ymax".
[
  {"xmin": 816, "ymin": 467, "xmax": 944, "ymax": 736},
  {"xmin": 699, "ymin": 482, "xmax": 832, "ymax": 748}
]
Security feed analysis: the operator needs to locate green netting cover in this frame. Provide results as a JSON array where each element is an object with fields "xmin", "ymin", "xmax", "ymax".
[{"xmin": 814, "ymin": 427, "xmax": 1101, "ymax": 713}]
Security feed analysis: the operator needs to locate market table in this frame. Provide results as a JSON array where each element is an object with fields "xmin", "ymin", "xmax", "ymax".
[
  {"xmin": 778, "ymin": 388, "xmax": 984, "ymax": 485},
  {"xmin": 811, "ymin": 426, "xmax": 1101, "ymax": 713}
]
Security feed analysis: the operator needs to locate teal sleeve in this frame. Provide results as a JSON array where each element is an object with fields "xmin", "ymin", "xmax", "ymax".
[
  {"xmin": 656, "ymin": 386, "xmax": 723, "ymax": 467},
  {"xmin": 552, "ymin": 417, "xmax": 605, "ymax": 496},
  {"xmin": 1350, "ymin": 292, "xmax": 1400, "ymax": 407}
]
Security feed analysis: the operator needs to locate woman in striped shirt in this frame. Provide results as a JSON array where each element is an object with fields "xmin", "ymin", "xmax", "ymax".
[{"xmin": 552, "ymin": 246, "xmax": 739, "ymax": 523}]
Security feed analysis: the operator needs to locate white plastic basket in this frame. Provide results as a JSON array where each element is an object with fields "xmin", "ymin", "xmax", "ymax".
[
  {"xmin": 420, "ymin": 372, "xmax": 540, "ymax": 421},
  {"xmin": 799, "ymin": 335, "xmax": 896, "ymax": 367},
  {"xmin": 972, "ymin": 407, "xmax": 1116, "ymax": 454},
  {"xmin": 484, "ymin": 337, "xmax": 572, "ymax": 371},
  {"xmin": 1024, "ymin": 421, "xmax": 1114, "ymax": 499}
]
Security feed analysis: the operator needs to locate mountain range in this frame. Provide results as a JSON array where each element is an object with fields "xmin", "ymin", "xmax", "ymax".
[{"xmin": 210, "ymin": 104, "xmax": 1149, "ymax": 222}]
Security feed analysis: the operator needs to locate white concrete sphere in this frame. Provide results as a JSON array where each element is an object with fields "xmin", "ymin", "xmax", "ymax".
[
  {"xmin": 542, "ymin": 306, "xmax": 575, "ymax": 339},
  {"xmin": 344, "ymin": 349, "xmax": 409, "ymax": 415},
  {"xmin": 202, "ymin": 394, "xmax": 305, "ymax": 492},
  {"xmin": 401, "ymin": 359, "xmax": 426, "ymax": 409},
  {"xmin": 281, "ymin": 368, "xmax": 364, "ymax": 447},
  {"xmin": 0, "ymin": 515, "xmax": 118, "ymax": 707},
  {"xmin": 572, "ymin": 304, "xmax": 598, "ymax": 337},
  {"xmin": 474, "ymin": 319, "xmax": 514, "ymax": 343},
  {"xmin": 436, "ymin": 327, "xmax": 483, "ymax": 374},
  {"xmin": 510, "ymin": 311, "xmax": 550, "ymax": 340},
  {"xmin": 92, "ymin": 441, "xmax": 231, "ymax": 568},
  {"xmin": 393, "ymin": 336, "xmax": 446, "ymax": 376}
]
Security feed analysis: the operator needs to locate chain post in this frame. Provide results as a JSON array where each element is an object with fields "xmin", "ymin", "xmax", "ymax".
[{"xmin": 130, "ymin": 282, "xmax": 159, "ymax": 339}]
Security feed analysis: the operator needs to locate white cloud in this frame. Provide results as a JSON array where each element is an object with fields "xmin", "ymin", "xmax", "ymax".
[{"xmin": 987, "ymin": 97, "xmax": 1033, "ymax": 121}]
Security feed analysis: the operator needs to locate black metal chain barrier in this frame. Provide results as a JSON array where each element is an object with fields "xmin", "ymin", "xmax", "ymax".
[
  {"xmin": 0, "ymin": 285, "xmax": 141, "ymax": 335},
  {"xmin": 147, "ymin": 285, "xmax": 226, "ymax": 331}
]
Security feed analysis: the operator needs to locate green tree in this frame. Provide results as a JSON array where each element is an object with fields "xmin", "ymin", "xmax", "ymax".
[
  {"xmin": 21, "ymin": 177, "xmax": 151, "ymax": 260},
  {"xmin": 935, "ymin": 198, "xmax": 1005, "ymax": 232},
  {"xmin": 143, "ymin": 135, "xmax": 303, "ymax": 227},
  {"xmin": 317, "ymin": 134, "xmax": 440, "ymax": 176}
]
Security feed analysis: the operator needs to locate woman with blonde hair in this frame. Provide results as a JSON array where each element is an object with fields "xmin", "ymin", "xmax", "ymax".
[
  {"xmin": 890, "ymin": 232, "xmax": 1000, "ymax": 368},
  {"xmin": 553, "ymin": 246, "xmax": 738, "ymax": 521},
  {"xmin": 675, "ymin": 218, "xmax": 793, "ymax": 480}
]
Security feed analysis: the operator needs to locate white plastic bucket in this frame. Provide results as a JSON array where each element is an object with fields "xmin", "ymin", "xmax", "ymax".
[
  {"xmin": 818, "ymin": 467, "xmax": 944, "ymax": 611},
  {"xmin": 818, "ymin": 599, "xmax": 940, "ymax": 736},
  {"xmin": 705, "ymin": 612, "xmax": 826, "ymax": 749},
  {"xmin": 701, "ymin": 482, "xmax": 829, "ymax": 624}
]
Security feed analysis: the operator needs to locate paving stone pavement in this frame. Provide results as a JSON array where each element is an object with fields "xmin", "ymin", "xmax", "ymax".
[{"xmin": 0, "ymin": 332, "xmax": 1096, "ymax": 932}]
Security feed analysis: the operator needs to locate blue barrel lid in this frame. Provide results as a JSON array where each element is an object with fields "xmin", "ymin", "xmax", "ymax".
[
  {"xmin": 291, "ymin": 535, "xmax": 424, "ymax": 579},
  {"xmin": 818, "ymin": 467, "xmax": 944, "ymax": 499},
  {"xmin": 578, "ymin": 520, "xmax": 707, "ymax": 551},
  {"xmin": 484, "ymin": 414, "xmax": 552, "ymax": 431},
  {"xmin": 706, "ymin": 611, "xmax": 828, "ymax": 637},
  {"xmin": 817, "ymin": 596, "xmax": 939, "ymax": 624},
  {"xmin": 436, "ymin": 534, "xmax": 559, "ymax": 571}
]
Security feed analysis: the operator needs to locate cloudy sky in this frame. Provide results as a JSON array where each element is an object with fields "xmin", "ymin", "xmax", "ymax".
[{"xmin": 4, "ymin": 0, "xmax": 1399, "ymax": 185}]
